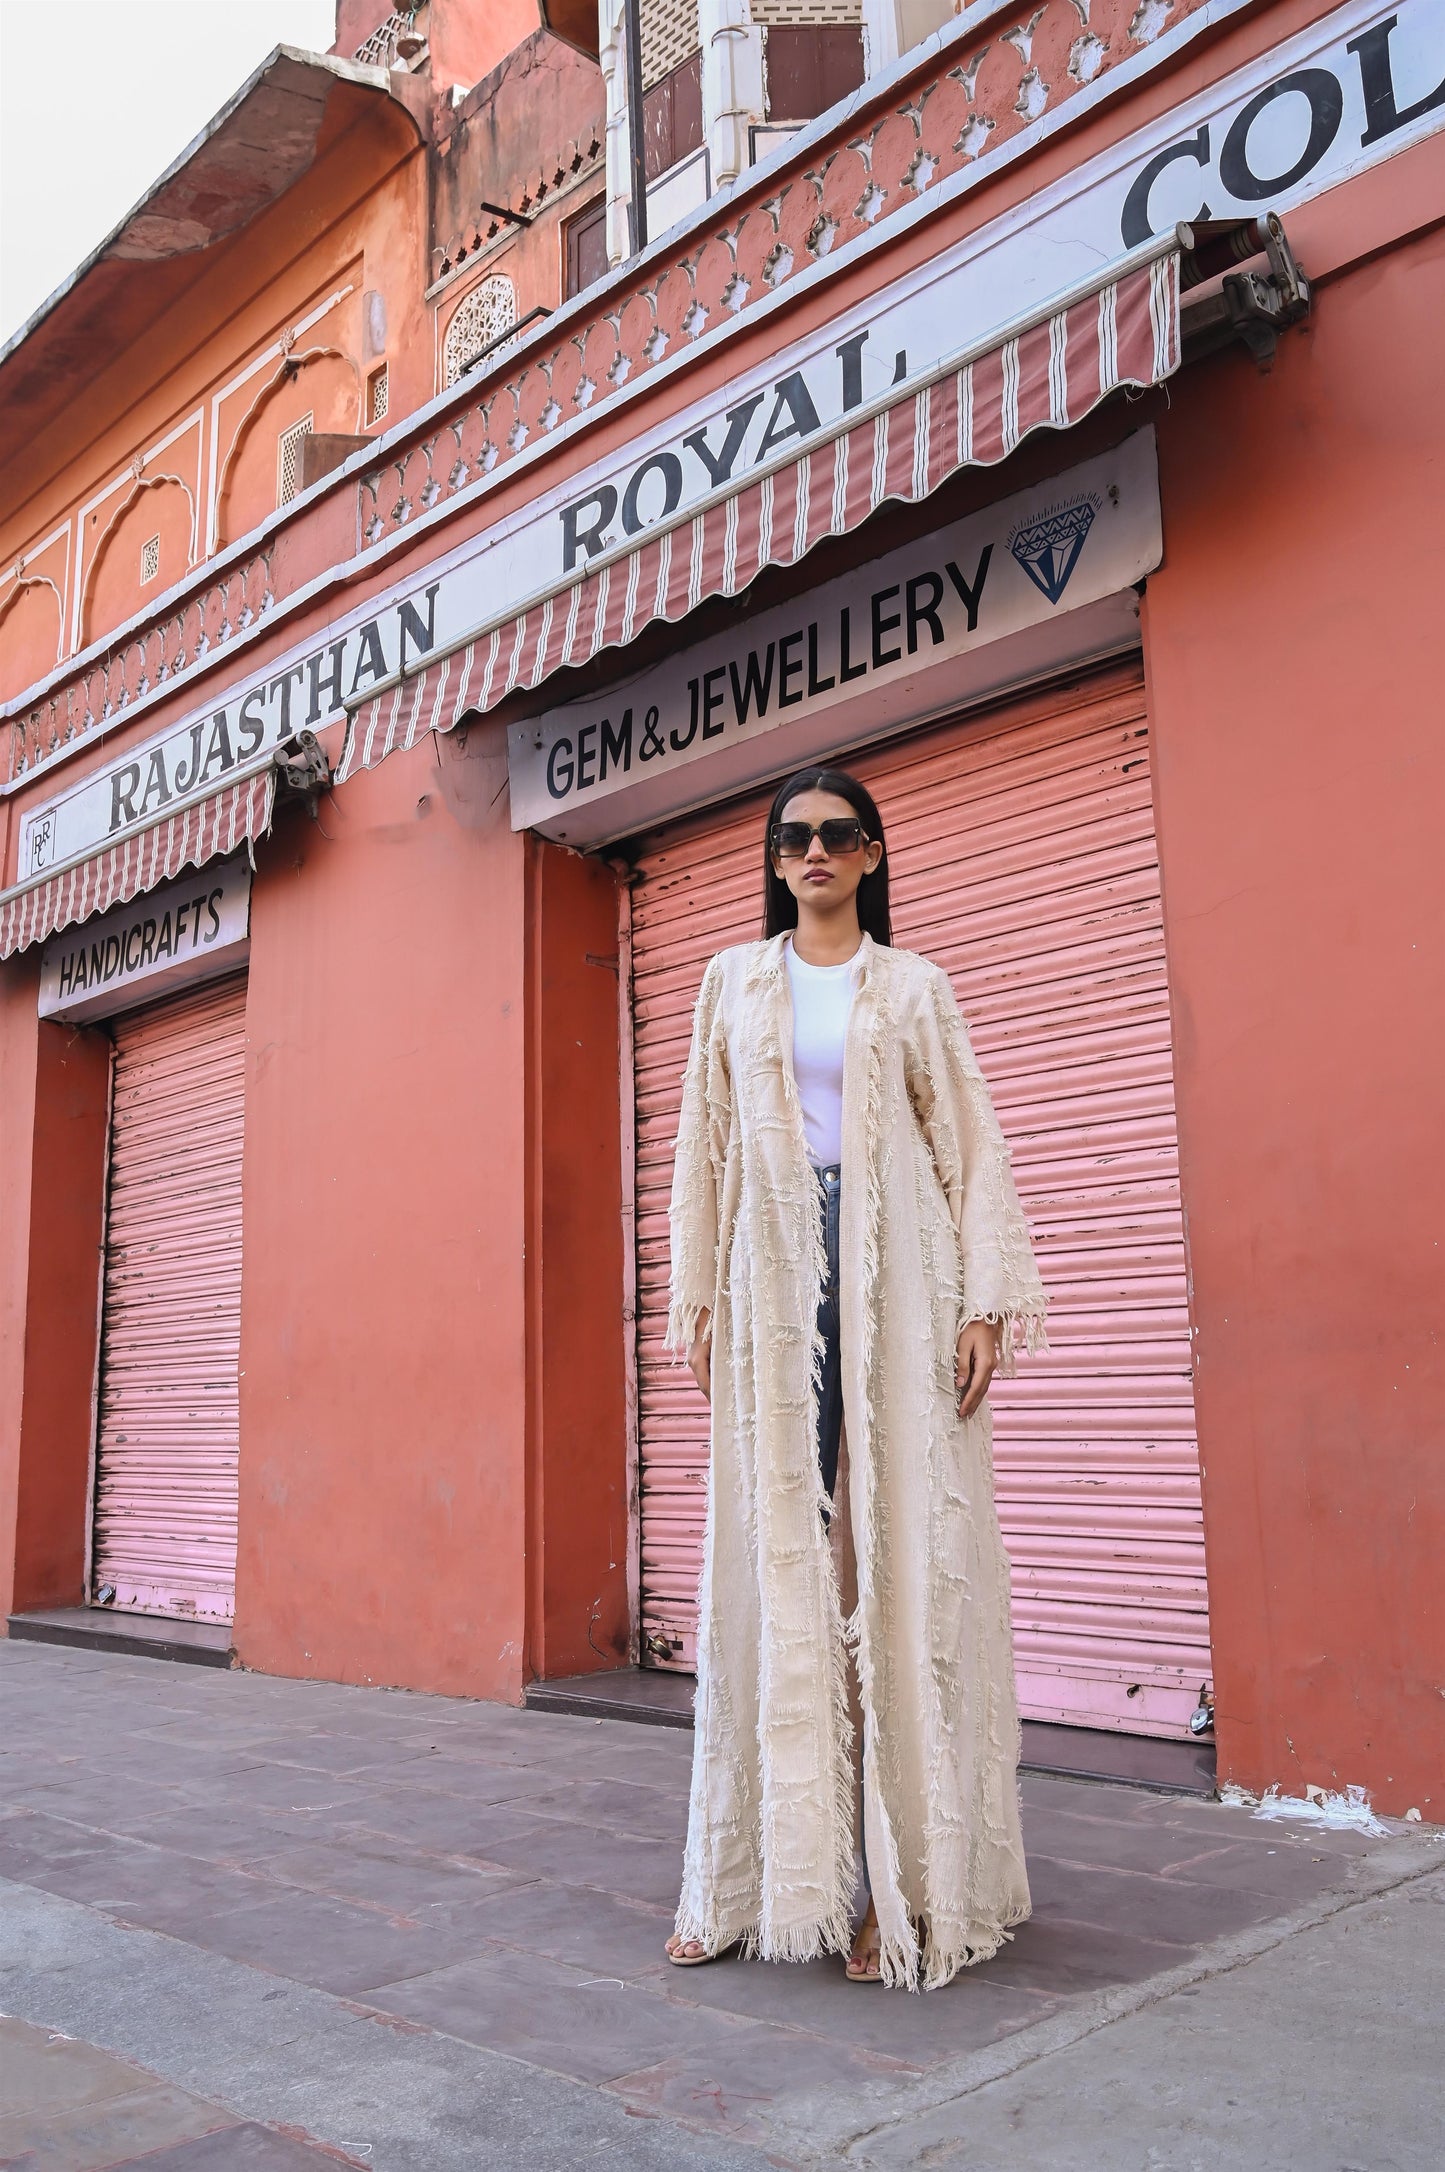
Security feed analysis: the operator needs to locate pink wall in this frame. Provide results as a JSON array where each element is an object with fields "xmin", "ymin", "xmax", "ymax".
[
  {"xmin": 0, "ymin": 975, "xmax": 110, "ymax": 1621},
  {"xmin": 0, "ymin": 582, "xmax": 63, "ymax": 705},
  {"xmin": 233, "ymin": 727, "xmax": 532, "ymax": 1699},
  {"xmin": 526, "ymin": 839, "xmax": 629, "ymax": 1679},
  {"xmin": 1145, "ymin": 225, "xmax": 1445, "ymax": 1818},
  {"xmin": 233, "ymin": 721, "xmax": 628, "ymax": 1698}
]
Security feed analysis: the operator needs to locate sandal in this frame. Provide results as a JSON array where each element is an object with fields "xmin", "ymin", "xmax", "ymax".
[
  {"xmin": 845, "ymin": 1918, "xmax": 883, "ymax": 1985},
  {"xmin": 666, "ymin": 1935, "xmax": 736, "ymax": 1967}
]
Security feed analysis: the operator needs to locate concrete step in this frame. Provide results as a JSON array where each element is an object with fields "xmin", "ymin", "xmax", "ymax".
[
  {"xmin": 525, "ymin": 1666, "xmax": 1218, "ymax": 1795},
  {"xmin": 7, "ymin": 1605, "xmax": 232, "ymax": 1668}
]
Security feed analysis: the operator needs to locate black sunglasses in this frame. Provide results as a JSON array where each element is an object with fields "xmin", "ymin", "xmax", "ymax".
[{"xmin": 770, "ymin": 817, "xmax": 868, "ymax": 858}]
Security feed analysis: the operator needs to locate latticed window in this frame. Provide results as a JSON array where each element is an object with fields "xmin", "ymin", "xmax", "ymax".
[
  {"xmin": 751, "ymin": 0, "xmax": 861, "ymax": 20},
  {"xmin": 367, "ymin": 364, "xmax": 390, "ymax": 425},
  {"xmin": 277, "ymin": 414, "xmax": 314, "ymax": 507},
  {"xmin": 641, "ymin": 0, "xmax": 700, "ymax": 86},
  {"xmin": 140, "ymin": 535, "xmax": 160, "ymax": 584},
  {"xmin": 354, "ymin": 10, "xmax": 416, "ymax": 65},
  {"xmin": 443, "ymin": 275, "xmax": 517, "ymax": 388}
]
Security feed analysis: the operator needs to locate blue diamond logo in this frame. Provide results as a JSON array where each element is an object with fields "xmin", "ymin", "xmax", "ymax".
[{"xmin": 1009, "ymin": 500, "xmax": 1097, "ymax": 604}]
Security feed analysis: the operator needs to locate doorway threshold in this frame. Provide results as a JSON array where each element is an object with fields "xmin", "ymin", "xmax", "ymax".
[
  {"xmin": 525, "ymin": 1668, "xmax": 1217, "ymax": 1796},
  {"xmin": 7, "ymin": 1607, "xmax": 233, "ymax": 1669}
]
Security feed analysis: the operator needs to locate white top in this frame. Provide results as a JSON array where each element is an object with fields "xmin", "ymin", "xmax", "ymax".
[{"xmin": 785, "ymin": 936, "xmax": 858, "ymax": 1168}]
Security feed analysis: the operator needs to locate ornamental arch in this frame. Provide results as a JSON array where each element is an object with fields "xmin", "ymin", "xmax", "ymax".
[
  {"xmin": 0, "ymin": 577, "xmax": 64, "ymax": 704},
  {"xmin": 442, "ymin": 274, "xmax": 517, "ymax": 387},
  {"xmin": 215, "ymin": 348, "xmax": 362, "ymax": 549},
  {"xmin": 81, "ymin": 477, "xmax": 195, "ymax": 652}
]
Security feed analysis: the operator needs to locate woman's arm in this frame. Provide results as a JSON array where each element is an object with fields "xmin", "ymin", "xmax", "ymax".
[
  {"xmin": 686, "ymin": 1310, "xmax": 712, "ymax": 1402},
  {"xmin": 904, "ymin": 965, "xmax": 1048, "ymax": 1390},
  {"xmin": 666, "ymin": 955, "xmax": 730, "ymax": 1376}
]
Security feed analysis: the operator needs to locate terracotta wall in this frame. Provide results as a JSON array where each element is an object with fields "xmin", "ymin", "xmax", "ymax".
[
  {"xmin": 0, "ymin": 977, "xmax": 111, "ymax": 1621},
  {"xmin": 525, "ymin": 837, "xmax": 629, "ymax": 1680},
  {"xmin": 0, "ymin": 105, "xmax": 425, "ymax": 701},
  {"xmin": 0, "ymin": 581, "xmax": 63, "ymax": 706},
  {"xmin": 233, "ymin": 727, "xmax": 531, "ymax": 1697},
  {"xmin": 0, "ymin": 966, "xmax": 41, "ymax": 1624},
  {"xmin": 84, "ymin": 478, "xmax": 196, "ymax": 650},
  {"xmin": 232, "ymin": 717, "xmax": 626, "ymax": 1698},
  {"xmin": 1145, "ymin": 225, "xmax": 1445, "ymax": 1818},
  {"xmin": 431, "ymin": 29, "xmax": 604, "ymax": 347}
]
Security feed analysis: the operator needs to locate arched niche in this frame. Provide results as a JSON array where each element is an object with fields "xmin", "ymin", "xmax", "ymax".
[
  {"xmin": 216, "ymin": 348, "xmax": 362, "ymax": 548},
  {"xmin": 0, "ymin": 576, "xmax": 64, "ymax": 706},
  {"xmin": 81, "ymin": 476, "xmax": 196, "ymax": 652}
]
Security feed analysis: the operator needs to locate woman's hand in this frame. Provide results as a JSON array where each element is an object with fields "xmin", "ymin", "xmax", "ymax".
[
  {"xmin": 955, "ymin": 1318, "xmax": 1001, "ymax": 1420},
  {"xmin": 688, "ymin": 1310, "xmax": 712, "ymax": 1402}
]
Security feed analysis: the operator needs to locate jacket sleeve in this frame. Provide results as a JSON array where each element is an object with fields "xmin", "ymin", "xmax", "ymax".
[
  {"xmin": 903, "ymin": 963, "xmax": 1048, "ymax": 1374},
  {"xmin": 666, "ymin": 953, "xmax": 730, "ymax": 1356}
]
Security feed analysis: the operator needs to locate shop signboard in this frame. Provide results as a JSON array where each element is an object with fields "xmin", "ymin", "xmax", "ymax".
[
  {"xmin": 507, "ymin": 434, "xmax": 1161, "ymax": 843},
  {"xmin": 38, "ymin": 859, "xmax": 252, "ymax": 1024},
  {"xmin": 16, "ymin": 0, "xmax": 1442, "ymax": 877}
]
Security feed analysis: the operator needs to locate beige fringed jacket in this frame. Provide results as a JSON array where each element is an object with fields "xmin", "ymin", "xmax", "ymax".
[{"xmin": 667, "ymin": 932, "xmax": 1048, "ymax": 1990}]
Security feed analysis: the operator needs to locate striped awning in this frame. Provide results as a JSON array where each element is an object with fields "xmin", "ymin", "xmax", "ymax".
[
  {"xmin": 0, "ymin": 770, "xmax": 274, "ymax": 959},
  {"xmin": 340, "ymin": 242, "xmax": 1181, "ymax": 784}
]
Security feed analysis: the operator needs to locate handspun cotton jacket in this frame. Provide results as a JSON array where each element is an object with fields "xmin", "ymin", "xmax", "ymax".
[{"xmin": 667, "ymin": 932, "xmax": 1048, "ymax": 1989}]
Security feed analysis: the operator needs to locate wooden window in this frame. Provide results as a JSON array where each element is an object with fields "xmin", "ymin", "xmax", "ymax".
[
  {"xmin": 642, "ymin": 50, "xmax": 704, "ymax": 181},
  {"xmin": 564, "ymin": 196, "xmax": 609, "ymax": 298},
  {"xmin": 764, "ymin": 26, "xmax": 865, "ymax": 122}
]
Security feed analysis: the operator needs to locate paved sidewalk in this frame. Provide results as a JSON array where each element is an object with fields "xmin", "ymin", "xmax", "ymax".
[{"xmin": 0, "ymin": 1641, "xmax": 1439, "ymax": 2170}]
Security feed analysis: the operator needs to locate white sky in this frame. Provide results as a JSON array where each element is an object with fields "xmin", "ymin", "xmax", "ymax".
[{"xmin": 0, "ymin": 0, "xmax": 340, "ymax": 344}]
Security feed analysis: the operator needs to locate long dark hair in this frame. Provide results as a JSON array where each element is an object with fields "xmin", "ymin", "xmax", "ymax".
[{"xmin": 762, "ymin": 767, "xmax": 891, "ymax": 944}]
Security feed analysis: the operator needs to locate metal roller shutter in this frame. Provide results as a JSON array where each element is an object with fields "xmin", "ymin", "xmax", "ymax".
[
  {"xmin": 628, "ymin": 664, "xmax": 1210, "ymax": 1735},
  {"xmin": 91, "ymin": 975, "xmax": 247, "ymax": 1624}
]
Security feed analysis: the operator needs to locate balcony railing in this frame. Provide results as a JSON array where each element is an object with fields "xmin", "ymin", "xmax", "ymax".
[{"xmin": 5, "ymin": 0, "xmax": 1202, "ymax": 788}]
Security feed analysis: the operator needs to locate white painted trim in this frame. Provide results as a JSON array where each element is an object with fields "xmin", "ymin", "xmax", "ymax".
[
  {"xmin": 7, "ymin": 0, "xmax": 1434, "ymax": 784},
  {"xmin": 76, "ymin": 472, "xmax": 200, "ymax": 654},
  {"xmin": 4, "ymin": 0, "xmax": 1247, "ymax": 741},
  {"xmin": 1, "ymin": 519, "xmax": 71, "ymax": 590},
  {"xmin": 0, "ymin": 746, "xmax": 278, "ymax": 905},
  {"xmin": 69, "ymin": 411, "xmax": 204, "ymax": 651},
  {"xmin": 205, "ymin": 283, "xmax": 356, "ymax": 551},
  {"xmin": 351, "ymin": 232, "xmax": 1178, "ymax": 718}
]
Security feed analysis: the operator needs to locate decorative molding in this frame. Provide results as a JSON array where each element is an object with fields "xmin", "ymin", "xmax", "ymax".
[
  {"xmin": 5, "ymin": 0, "xmax": 1243, "ymax": 780},
  {"xmin": 362, "ymin": 0, "xmax": 1206, "ymax": 554},
  {"xmin": 213, "ymin": 345, "xmax": 363, "ymax": 545},
  {"xmin": 68, "ymin": 411, "xmax": 203, "ymax": 651},
  {"xmin": 205, "ymin": 283, "xmax": 357, "ymax": 551},
  {"xmin": 78, "ymin": 473, "xmax": 198, "ymax": 649}
]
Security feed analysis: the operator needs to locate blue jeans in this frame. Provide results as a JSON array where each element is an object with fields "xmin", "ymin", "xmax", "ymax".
[
  {"xmin": 815, "ymin": 1162, "xmax": 870, "ymax": 1902},
  {"xmin": 815, "ymin": 1163, "xmax": 843, "ymax": 1502}
]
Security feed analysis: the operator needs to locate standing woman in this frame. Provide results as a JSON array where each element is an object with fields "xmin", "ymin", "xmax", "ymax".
[{"xmin": 663, "ymin": 766, "xmax": 1047, "ymax": 1991}]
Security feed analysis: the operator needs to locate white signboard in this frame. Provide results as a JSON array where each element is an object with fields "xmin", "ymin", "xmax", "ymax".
[
  {"xmin": 19, "ymin": 586, "xmax": 447, "ymax": 879},
  {"xmin": 38, "ymin": 860, "xmax": 251, "ymax": 1024},
  {"xmin": 509, "ymin": 433, "xmax": 1161, "ymax": 842},
  {"xmin": 19, "ymin": 0, "xmax": 1443, "ymax": 874},
  {"xmin": 547, "ymin": 0, "xmax": 1445, "ymax": 578}
]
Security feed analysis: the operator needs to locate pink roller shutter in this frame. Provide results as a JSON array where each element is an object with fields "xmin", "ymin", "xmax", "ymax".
[
  {"xmin": 627, "ymin": 664, "xmax": 1211, "ymax": 1735},
  {"xmin": 91, "ymin": 975, "xmax": 247, "ymax": 1624}
]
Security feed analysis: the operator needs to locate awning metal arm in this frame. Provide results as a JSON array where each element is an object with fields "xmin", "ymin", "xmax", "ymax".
[
  {"xmin": 1177, "ymin": 212, "xmax": 1311, "ymax": 365},
  {"xmin": 272, "ymin": 730, "xmax": 332, "ymax": 819}
]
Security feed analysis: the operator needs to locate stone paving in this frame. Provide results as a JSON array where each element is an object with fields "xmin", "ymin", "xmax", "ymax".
[{"xmin": 0, "ymin": 1640, "xmax": 1440, "ymax": 2170}]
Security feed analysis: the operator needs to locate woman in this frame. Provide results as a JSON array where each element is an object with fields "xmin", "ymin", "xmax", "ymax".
[{"xmin": 663, "ymin": 765, "xmax": 1047, "ymax": 1991}]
